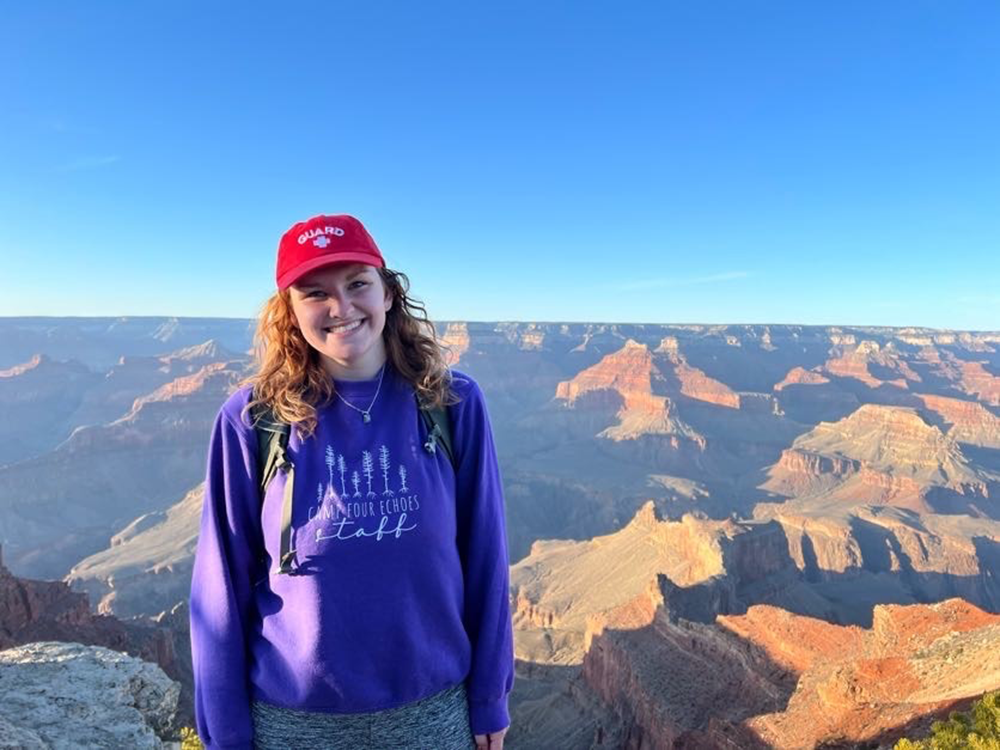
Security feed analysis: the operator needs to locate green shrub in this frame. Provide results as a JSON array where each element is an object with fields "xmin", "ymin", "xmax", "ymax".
[{"xmin": 893, "ymin": 691, "xmax": 1000, "ymax": 750}]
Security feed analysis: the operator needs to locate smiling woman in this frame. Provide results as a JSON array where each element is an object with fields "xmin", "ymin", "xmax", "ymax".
[
  {"xmin": 288, "ymin": 263, "xmax": 393, "ymax": 382},
  {"xmin": 188, "ymin": 214, "xmax": 514, "ymax": 750}
]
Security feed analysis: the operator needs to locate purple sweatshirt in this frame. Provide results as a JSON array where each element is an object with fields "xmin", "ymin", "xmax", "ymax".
[{"xmin": 189, "ymin": 365, "xmax": 514, "ymax": 749}]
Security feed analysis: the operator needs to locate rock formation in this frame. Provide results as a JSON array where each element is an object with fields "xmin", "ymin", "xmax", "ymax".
[
  {"xmin": 0, "ymin": 545, "xmax": 193, "ymax": 730},
  {"xmin": 0, "ymin": 641, "xmax": 180, "ymax": 748},
  {"xmin": 2, "ymin": 317, "xmax": 999, "ymax": 748},
  {"xmin": 0, "ymin": 358, "xmax": 245, "ymax": 578},
  {"xmin": 761, "ymin": 403, "xmax": 998, "ymax": 515},
  {"xmin": 554, "ymin": 339, "xmax": 706, "ymax": 444},
  {"xmin": 582, "ymin": 598, "xmax": 1000, "ymax": 749},
  {"xmin": 67, "ymin": 484, "xmax": 202, "ymax": 618},
  {"xmin": 0, "ymin": 354, "xmax": 100, "ymax": 466}
]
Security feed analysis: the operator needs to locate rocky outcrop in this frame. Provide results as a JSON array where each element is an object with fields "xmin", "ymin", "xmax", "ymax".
[
  {"xmin": 0, "ymin": 546, "xmax": 190, "ymax": 725},
  {"xmin": 0, "ymin": 641, "xmax": 180, "ymax": 748},
  {"xmin": 749, "ymin": 505, "xmax": 1000, "ymax": 617},
  {"xmin": 737, "ymin": 599, "xmax": 1000, "ymax": 748},
  {"xmin": 162, "ymin": 338, "xmax": 239, "ymax": 363},
  {"xmin": 582, "ymin": 606, "xmax": 795, "ymax": 749},
  {"xmin": 0, "ymin": 353, "xmax": 46, "ymax": 377},
  {"xmin": 512, "ymin": 503, "xmax": 807, "ymax": 666},
  {"xmin": 582, "ymin": 598, "xmax": 1000, "ymax": 750}
]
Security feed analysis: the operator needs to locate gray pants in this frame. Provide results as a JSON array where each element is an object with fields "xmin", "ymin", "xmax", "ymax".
[{"xmin": 251, "ymin": 681, "xmax": 477, "ymax": 749}]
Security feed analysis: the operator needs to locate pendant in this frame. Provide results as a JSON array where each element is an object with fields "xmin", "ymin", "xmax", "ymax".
[{"xmin": 362, "ymin": 412, "xmax": 371, "ymax": 424}]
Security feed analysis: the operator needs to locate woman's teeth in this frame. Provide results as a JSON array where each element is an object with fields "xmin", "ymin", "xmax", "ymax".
[{"xmin": 326, "ymin": 319, "xmax": 363, "ymax": 334}]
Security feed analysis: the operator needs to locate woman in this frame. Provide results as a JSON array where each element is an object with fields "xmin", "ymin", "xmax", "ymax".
[{"xmin": 190, "ymin": 214, "xmax": 514, "ymax": 749}]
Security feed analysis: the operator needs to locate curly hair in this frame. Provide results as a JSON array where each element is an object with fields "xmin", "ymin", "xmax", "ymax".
[{"xmin": 240, "ymin": 267, "xmax": 457, "ymax": 439}]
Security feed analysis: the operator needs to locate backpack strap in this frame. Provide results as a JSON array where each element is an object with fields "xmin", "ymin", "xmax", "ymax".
[
  {"xmin": 251, "ymin": 402, "xmax": 298, "ymax": 576},
  {"xmin": 418, "ymin": 403, "xmax": 454, "ymax": 467}
]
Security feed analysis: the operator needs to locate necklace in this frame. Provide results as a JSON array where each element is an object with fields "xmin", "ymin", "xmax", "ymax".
[{"xmin": 334, "ymin": 362, "xmax": 386, "ymax": 423}]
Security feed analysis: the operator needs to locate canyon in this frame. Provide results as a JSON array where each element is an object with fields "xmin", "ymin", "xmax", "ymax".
[{"xmin": 1, "ymin": 317, "xmax": 998, "ymax": 748}]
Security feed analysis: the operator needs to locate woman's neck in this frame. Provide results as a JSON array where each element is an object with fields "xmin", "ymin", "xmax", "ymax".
[{"xmin": 320, "ymin": 348, "xmax": 388, "ymax": 382}]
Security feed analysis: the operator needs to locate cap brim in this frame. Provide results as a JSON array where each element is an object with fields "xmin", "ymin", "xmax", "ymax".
[{"xmin": 277, "ymin": 252, "xmax": 385, "ymax": 290}]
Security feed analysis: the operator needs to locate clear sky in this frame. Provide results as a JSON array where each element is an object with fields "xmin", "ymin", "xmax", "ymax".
[{"xmin": 1, "ymin": 2, "xmax": 998, "ymax": 329}]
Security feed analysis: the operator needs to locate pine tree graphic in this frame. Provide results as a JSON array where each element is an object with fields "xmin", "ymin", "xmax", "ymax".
[
  {"xmin": 379, "ymin": 445, "xmax": 394, "ymax": 495},
  {"xmin": 351, "ymin": 470, "xmax": 361, "ymax": 497},
  {"xmin": 325, "ymin": 445, "xmax": 335, "ymax": 486},
  {"xmin": 337, "ymin": 454, "xmax": 348, "ymax": 496},
  {"xmin": 362, "ymin": 450, "xmax": 376, "ymax": 498},
  {"xmin": 322, "ymin": 448, "xmax": 347, "ymax": 518},
  {"xmin": 398, "ymin": 465, "xmax": 409, "ymax": 492}
]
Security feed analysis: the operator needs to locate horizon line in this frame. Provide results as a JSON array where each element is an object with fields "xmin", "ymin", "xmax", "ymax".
[{"xmin": 0, "ymin": 314, "xmax": 996, "ymax": 334}]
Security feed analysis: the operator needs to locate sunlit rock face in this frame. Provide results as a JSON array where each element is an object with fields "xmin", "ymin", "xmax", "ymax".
[
  {"xmin": 578, "ymin": 598, "xmax": 1000, "ymax": 750},
  {"xmin": 760, "ymin": 403, "xmax": 996, "ymax": 516}
]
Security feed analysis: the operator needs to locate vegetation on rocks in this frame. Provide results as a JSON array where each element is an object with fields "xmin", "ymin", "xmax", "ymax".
[{"xmin": 894, "ymin": 690, "xmax": 1000, "ymax": 750}]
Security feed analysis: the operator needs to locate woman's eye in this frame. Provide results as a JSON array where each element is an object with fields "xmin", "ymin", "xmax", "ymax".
[
  {"xmin": 307, "ymin": 290, "xmax": 327, "ymax": 299},
  {"xmin": 350, "ymin": 281, "xmax": 370, "ymax": 290}
]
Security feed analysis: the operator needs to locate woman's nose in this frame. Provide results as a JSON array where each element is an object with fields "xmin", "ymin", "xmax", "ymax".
[{"xmin": 326, "ymin": 292, "xmax": 352, "ymax": 318}]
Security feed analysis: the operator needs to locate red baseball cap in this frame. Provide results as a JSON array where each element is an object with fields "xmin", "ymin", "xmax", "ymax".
[{"xmin": 276, "ymin": 214, "xmax": 385, "ymax": 290}]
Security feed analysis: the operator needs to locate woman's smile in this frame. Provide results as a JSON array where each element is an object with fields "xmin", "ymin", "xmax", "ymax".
[{"xmin": 325, "ymin": 318, "xmax": 364, "ymax": 335}]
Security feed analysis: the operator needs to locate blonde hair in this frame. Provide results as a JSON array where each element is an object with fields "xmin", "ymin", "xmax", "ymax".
[{"xmin": 240, "ymin": 267, "xmax": 457, "ymax": 439}]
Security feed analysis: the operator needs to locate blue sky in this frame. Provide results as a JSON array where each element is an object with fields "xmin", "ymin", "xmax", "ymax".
[{"xmin": 1, "ymin": 2, "xmax": 998, "ymax": 329}]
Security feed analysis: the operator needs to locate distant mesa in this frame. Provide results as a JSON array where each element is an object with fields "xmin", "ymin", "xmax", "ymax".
[
  {"xmin": 0, "ymin": 353, "xmax": 48, "ymax": 377},
  {"xmin": 162, "ymin": 338, "xmax": 238, "ymax": 363},
  {"xmin": 761, "ymin": 403, "xmax": 995, "ymax": 515},
  {"xmin": 119, "ymin": 361, "xmax": 243, "ymax": 420},
  {"xmin": 151, "ymin": 317, "xmax": 181, "ymax": 342},
  {"xmin": 773, "ymin": 366, "xmax": 830, "ymax": 391},
  {"xmin": 821, "ymin": 340, "xmax": 922, "ymax": 389},
  {"xmin": 0, "ymin": 353, "xmax": 91, "ymax": 379},
  {"xmin": 554, "ymin": 338, "xmax": 746, "ymax": 442},
  {"xmin": 439, "ymin": 322, "xmax": 470, "ymax": 366},
  {"xmin": 554, "ymin": 339, "xmax": 706, "ymax": 443}
]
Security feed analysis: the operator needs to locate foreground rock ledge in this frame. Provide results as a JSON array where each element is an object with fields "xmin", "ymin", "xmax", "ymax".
[{"xmin": 0, "ymin": 641, "xmax": 180, "ymax": 749}]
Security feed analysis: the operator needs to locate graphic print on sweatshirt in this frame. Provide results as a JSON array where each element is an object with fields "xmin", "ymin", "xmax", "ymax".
[{"xmin": 303, "ymin": 440, "xmax": 423, "ymax": 546}]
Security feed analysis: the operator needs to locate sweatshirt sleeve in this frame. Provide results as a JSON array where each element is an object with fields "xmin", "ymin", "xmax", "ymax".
[
  {"xmin": 189, "ymin": 405, "xmax": 262, "ymax": 750},
  {"xmin": 451, "ymin": 374, "xmax": 515, "ymax": 735}
]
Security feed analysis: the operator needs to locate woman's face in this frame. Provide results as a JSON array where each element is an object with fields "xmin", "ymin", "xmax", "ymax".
[{"xmin": 288, "ymin": 263, "xmax": 393, "ymax": 381}]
